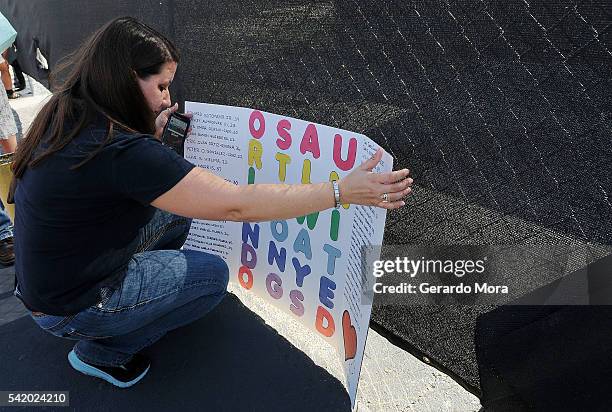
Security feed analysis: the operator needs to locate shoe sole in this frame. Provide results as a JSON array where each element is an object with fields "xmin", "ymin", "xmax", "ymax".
[{"xmin": 68, "ymin": 350, "xmax": 150, "ymax": 388}]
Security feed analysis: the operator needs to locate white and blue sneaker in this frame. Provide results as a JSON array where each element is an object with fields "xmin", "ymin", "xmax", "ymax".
[{"xmin": 68, "ymin": 349, "xmax": 150, "ymax": 388}]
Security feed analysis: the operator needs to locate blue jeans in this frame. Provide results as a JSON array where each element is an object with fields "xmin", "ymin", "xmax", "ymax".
[
  {"xmin": 0, "ymin": 200, "xmax": 13, "ymax": 241},
  {"xmin": 27, "ymin": 209, "xmax": 229, "ymax": 367}
]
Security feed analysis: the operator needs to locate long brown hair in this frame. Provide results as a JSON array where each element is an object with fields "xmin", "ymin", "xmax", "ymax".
[{"xmin": 9, "ymin": 16, "xmax": 179, "ymax": 201}]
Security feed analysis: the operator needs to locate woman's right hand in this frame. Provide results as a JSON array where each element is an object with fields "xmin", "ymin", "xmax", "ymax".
[{"xmin": 338, "ymin": 148, "xmax": 413, "ymax": 209}]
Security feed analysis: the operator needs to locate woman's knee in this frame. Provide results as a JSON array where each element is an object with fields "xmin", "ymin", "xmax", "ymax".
[
  {"xmin": 185, "ymin": 250, "xmax": 229, "ymax": 293},
  {"xmin": 208, "ymin": 253, "xmax": 229, "ymax": 292}
]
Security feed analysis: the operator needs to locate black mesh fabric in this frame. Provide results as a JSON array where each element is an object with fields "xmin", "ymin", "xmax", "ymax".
[{"xmin": 1, "ymin": 0, "xmax": 611, "ymax": 402}]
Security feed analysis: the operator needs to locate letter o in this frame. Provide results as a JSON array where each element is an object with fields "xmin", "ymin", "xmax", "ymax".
[
  {"xmin": 238, "ymin": 266, "xmax": 254, "ymax": 290},
  {"xmin": 270, "ymin": 220, "xmax": 289, "ymax": 242},
  {"xmin": 249, "ymin": 110, "xmax": 266, "ymax": 139}
]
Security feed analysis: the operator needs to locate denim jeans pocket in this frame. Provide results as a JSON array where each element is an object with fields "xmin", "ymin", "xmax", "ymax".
[{"xmin": 93, "ymin": 286, "xmax": 115, "ymax": 308}]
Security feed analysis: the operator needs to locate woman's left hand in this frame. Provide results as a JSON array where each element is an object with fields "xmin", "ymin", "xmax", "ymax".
[
  {"xmin": 154, "ymin": 103, "xmax": 178, "ymax": 139},
  {"xmin": 154, "ymin": 104, "xmax": 194, "ymax": 140}
]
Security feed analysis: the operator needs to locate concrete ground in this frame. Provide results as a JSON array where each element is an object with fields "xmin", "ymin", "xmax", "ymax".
[{"xmin": 2, "ymin": 75, "xmax": 480, "ymax": 411}]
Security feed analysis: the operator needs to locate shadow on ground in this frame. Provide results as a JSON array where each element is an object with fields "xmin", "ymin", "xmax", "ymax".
[{"xmin": 0, "ymin": 293, "xmax": 350, "ymax": 412}]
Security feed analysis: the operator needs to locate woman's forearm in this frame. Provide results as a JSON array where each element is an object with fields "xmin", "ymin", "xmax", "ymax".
[
  {"xmin": 232, "ymin": 182, "xmax": 336, "ymax": 222},
  {"xmin": 152, "ymin": 151, "xmax": 412, "ymax": 222}
]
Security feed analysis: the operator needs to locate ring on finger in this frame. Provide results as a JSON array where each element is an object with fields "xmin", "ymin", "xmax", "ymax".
[{"xmin": 381, "ymin": 193, "xmax": 389, "ymax": 203}]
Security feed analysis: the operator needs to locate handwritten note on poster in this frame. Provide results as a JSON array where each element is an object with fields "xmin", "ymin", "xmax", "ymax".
[{"xmin": 183, "ymin": 102, "xmax": 392, "ymax": 409}]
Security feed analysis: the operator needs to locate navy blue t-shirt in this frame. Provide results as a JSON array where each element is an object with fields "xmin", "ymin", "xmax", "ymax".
[{"xmin": 14, "ymin": 119, "xmax": 195, "ymax": 315}]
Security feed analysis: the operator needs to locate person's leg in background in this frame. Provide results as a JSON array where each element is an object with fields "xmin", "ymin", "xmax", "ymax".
[
  {"xmin": 7, "ymin": 44, "xmax": 25, "ymax": 91},
  {"xmin": 0, "ymin": 201, "xmax": 14, "ymax": 266},
  {"xmin": 30, "ymin": 210, "xmax": 229, "ymax": 387},
  {"xmin": 0, "ymin": 51, "xmax": 19, "ymax": 99},
  {"xmin": 0, "ymin": 86, "xmax": 18, "ymax": 154},
  {"xmin": 0, "ymin": 52, "xmax": 11, "ymax": 89},
  {"xmin": 0, "ymin": 134, "xmax": 16, "ymax": 154},
  {"xmin": 10, "ymin": 59, "xmax": 25, "ymax": 91},
  {"xmin": 0, "ymin": 82, "xmax": 17, "ymax": 265}
]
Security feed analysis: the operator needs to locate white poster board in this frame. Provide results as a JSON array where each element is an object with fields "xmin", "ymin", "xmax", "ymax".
[{"xmin": 184, "ymin": 102, "xmax": 391, "ymax": 409}]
